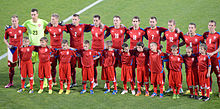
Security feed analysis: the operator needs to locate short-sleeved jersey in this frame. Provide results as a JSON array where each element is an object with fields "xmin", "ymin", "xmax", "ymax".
[
  {"xmin": 18, "ymin": 45, "xmax": 35, "ymax": 61},
  {"xmin": 163, "ymin": 30, "xmax": 184, "ymax": 54},
  {"xmin": 126, "ymin": 28, "xmax": 146, "ymax": 49},
  {"xmin": 197, "ymin": 54, "xmax": 211, "ymax": 72},
  {"xmin": 183, "ymin": 54, "xmax": 197, "ymax": 71},
  {"xmin": 102, "ymin": 49, "xmax": 115, "ymax": 67},
  {"xmin": 58, "ymin": 49, "xmax": 76, "ymax": 64},
  {"xmin": 203, "ymin": 32, "xmax": 220, "ymax": 54},
  {"xmin": 145, "ymin": 26, "xmax": 168, "ymax": 48},
  {"xmin": 65, "ymin": 24, "xmax": 91, "ymax": 49},
  {"xmin": 120, "ymin": 51, "xmax": 135, "ymax": 66},
  {"xmin": 78, "ymin": 49, "xmax": 99, "ymax": 67},
  {"xmin": 105, "ymin": 26, "xmax": 128, "ymax": 49},
  {"xmin": 149, "ymin": 51, "xmax": 165, "ymax": 73},
  {"xmin": 183, "ymin": 34, "xmax": 204, "ymax": 54},
  {"xmin": 169, "ymin": 54, "xmax": 183, "ymax": 72},
  {"xmin": 34, "ymin": 46, "xmax": 51, "ymax": 63},
  {"xmin": 135, "ymin": 50, "xmax": 149, "ymax": 66},
  {"xmin": 45, "ymin": 25, "xmax": 66, "ymax": 48},
  {"xmin": 23, "ymin": 19, "xmax": 48, "ymax": 46},
  {"xmin": 4, "ymin": 25, "xmax": 27, "ymax": 47},
  {"xmin": 90, "ymin": 25, "xmax": 109, "ymax": 51}
]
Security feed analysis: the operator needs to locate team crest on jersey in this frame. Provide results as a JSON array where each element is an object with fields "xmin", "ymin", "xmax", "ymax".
[
  {"xmin": 91, "ymin": 29, "xmax": 94, "ymax": 32},
  {"xmin": 49, "ymin": 29, "xmax": 51, "ymax": 31},
  {"xmin": 67, "ymin": 51, "xmax": 69, "ymax": 55},
  {"xmin": 70, "ymin": 28, "xmax": 73, "ymax": 30},
  {"xmin": 59, "ymin": 29, "xmax": 61, "ymax": 32},
  {"xmin": 166, "ymin": 34, "xmax": 168, "ymax": 37},
  {"xmin": 214, "ymin": 36, "xmax": 216, "ymax": 40},
  {"xmin": 9, "ymin": 32, "xmax": 12, "ymax": 34},
  {"xmin": 19, "ymin": 30, "xmax": 22, "ymax": 34},
  {"xmin": 120, "ymin": 30, "xmax": 123, "ymax": 34},
  {"xmin": 175, "ymin": 34, "xmax": 177, "ymax": 37},
  {"xmin": 192, "ymin": 58, "xmax": 194, "ymax": 61},
  {"xmin": 156, "ymin": 31, "xmax": 159, "ymax": 34},
  {"xmin": 178, "ymin": 58, "xmax": 180, "ymax": 61},
  {"xmin": 27, "ymin": 48, "xmax": 29, "ymax": 52},
  {"xmin": 195, "ymin": 38, "xmax": 198, "ymax": 42},
  {"xmin": 38, "ymin": 24, "xmax": 41, "ymax": 27},
  {"xmin": 111, "ymin": 30, "xmax": 114, "ymax": 33},
  {"xmin": 185, "ymin": 38, "xmax": 188, "ymax": 41},
  {"xmin": 112, "ymin": 53, "xmax": 114, "ymax": 56},
  {"xmin": 204, "ymin": 58, "xmax": 206, "ymax": 61},
  {"xmin": 79, "ymin": 28, "xmax": 82, "ymax": 31},
  {"xmin": 138, "ymin": 32, "xmax": 141, "ymax": 36},
  {"xmin": 45, "ymin": 48, "xmax": 48, "ymax": 52},
  {"xmin": 89, "ymin": 52, "xmax": 92, "ymax": 55}
]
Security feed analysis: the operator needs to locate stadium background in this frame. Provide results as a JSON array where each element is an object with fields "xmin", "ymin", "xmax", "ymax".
[{"xmin": 0, "ymin": 0, "xmax": 220, "ymax": 108}]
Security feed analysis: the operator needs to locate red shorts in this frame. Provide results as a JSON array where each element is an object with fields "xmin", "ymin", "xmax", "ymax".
[
  {"xmin": 8, "ymin": 61, "xmax": 17, "ymax": 67},
  {"xmin": 137, "ymin": 66, "xmax": 149, "ymax": 83},
  {"xmin": 59, "ymin": 63, "xmax": 71, "ymax": 81},
  {"xmin": 121, "ymin": 64, "xmax": 133, "ymax": 82},
  {"xmin": 151, "ymin": 72, "xmax": 164, "ymax": 85},
  {"xmin": 198, "ymin": 70, "xmax": 210, "ymax": 88},
  {"xmin": 20, "ymin": 60, "xmax": 33, "ymax": 78},
  {"xmin": 38, "ymin": 61, "xmax": 51, "ymax": 79},
  {"xmin": 186, "ymin": 68, "xmax": 199, "ymax": 86},
  {"xmin": 169, "ymin": 70, "xmax": 182, "ymax": 87},
  {"xmin": 82, "ymin": 66, "xmax": 94, "ymax": 81},
  {"xmin": 101, "ymin": 66, "xmax": 115, "ymax": 81}
]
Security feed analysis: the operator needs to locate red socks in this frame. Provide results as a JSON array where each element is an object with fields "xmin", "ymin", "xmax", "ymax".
[
  {"xmin": 21, "ymin": 79, "xmax": 25, "ymax": 89},
  {"xmin": 49, "ymin": 79, "xmax": 52, "ymax": 90},
  {"xmin": 90, "ymin": 82, "xmax": 94, "ymax": 90},
  {"xmin": 9, "ymin": 67, "xmax": 15, "ymax": 84},
  {"xmin": 113, "ymin": 82, "xmax": 117, "ymax": 90},
  {"xmin": 160, "ymin": 84, "xmax": 164, "ymax": 94},
  {"xmin": 60, "ymin": 80, "xmax": 64, "ymax": 90},
  {"xmin": 123, "ymin": 81, "xmax": 127, "ymax": 90},
  {"xmin": 40, "ymin": 80, "xmax": 44, "ymax": 90}
]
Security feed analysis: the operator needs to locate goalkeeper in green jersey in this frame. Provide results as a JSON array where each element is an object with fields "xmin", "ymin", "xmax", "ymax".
[{"xmin": 23, "ymin": 8, "xmax": 48, "ymax": 88}]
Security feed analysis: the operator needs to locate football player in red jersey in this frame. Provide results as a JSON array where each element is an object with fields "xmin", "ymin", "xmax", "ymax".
[
  {"xmin": 65, "ymin": 14, "xmax": 92, "ymax": 88},
  {"xmin": 45, "ymin": 13, "xmax": 66, "ymax": 85},
  {"xmin": 203, "ymin": 20, "xmax": 220, "ymax": 97},
  {"xmin": 197, "ymin": 43, "xmax": 211, "ymax": 101},
  {"xmin": 4, "ymin": 15, "xmax": 27, "ymax": 88}
]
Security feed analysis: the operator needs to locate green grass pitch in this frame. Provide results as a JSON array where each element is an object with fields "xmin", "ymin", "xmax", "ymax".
[{"xmin": 0, "ymin": 0, "xmax": 220, "ymax": 108}]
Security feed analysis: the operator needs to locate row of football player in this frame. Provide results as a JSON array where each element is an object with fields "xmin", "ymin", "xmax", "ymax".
[{"xmin": 3, "ymin": 9, "xmax": 220, "ymax": 101}]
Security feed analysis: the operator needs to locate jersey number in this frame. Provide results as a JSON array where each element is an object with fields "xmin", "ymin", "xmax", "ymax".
[
  {"xmin": 133, "ymin": 35, "xmax": 137, "ymax": 40},
  {"xmin": 115, "ymin": 33, "xmax": 119, "ymax": 38},
  {"xmin": 169, "ymin": 37, "xmax": 174, "ymax": 42}
]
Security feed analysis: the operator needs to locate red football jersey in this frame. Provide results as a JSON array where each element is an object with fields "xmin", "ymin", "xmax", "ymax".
[
  {"xmin": 126, "ymin": 28, "xmax": 146, "ymax": 49},
  {"xmin": 35, "ymin": 46, "xmax": 51, "ymax": 63},
  {"xmin": 149, "ymin": 51, "xmax": 165, "ymax": 73},
  {"xmin": 163, "ymin": 30, "xmax": 184, "ymax": 54},
  {"xmin": 183, "ymin": 34, "xmax": 204, "ymax": 54},
  {"xmin": 145, "ymin": 26, "xmax": 167, "ymax": 48},
  {"xmin": 197, "ymin": 54, "xmax": 211, "ymax": 72},
  {"xmin": 4, "ymin": 25, "xmax": 27, "ymax": 48},
  {"xmin": 102, "ymin": 49, "xmax": 115, "ymax": 67},
  {"xmin": 183, "ymin": 54, "xmax": 197, "ymax": 71},
  {"xmin": 169, "ymin": 54, "xmax": 183, "ymax": 72},
  {"xmin": 58, "ymin": 49, "xmax": 76, "ymax": 63},
  {"xmin": 45, "ymin": 25, "xmax": 66, "ymax": 48},
  {"xmin": 18, "ymin": 45, "xmax": 35, "ymax": 61},
  {"xmin": 105, "ymin": 26, "xmax": 128, "ymax": 49},
  {"xmin": 90, "ymin": 25, "xmax": 109, "ymax": 51},
  {"xmin": 203, "ymin": 32, "xmax": 220, "ymax": 54},
  {"xmin": 135, "ymin": 50, "xmax": 149, "ymax": 67},
  {"xmin": 120, "ymin": 51, "xmax": 135, "ymax": 66},
  {"xmin": 65, "ymin": 24, "xmax": 92, "ymax": 49},
  {"xmin": 79, "ymin": 49, "xmax": 99, "ymax": 67}
]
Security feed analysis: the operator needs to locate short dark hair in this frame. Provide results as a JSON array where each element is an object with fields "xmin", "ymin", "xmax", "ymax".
[
  {"xmin": 11, "ymin": 14, "xmax": 18, "ymax": 19},
  {"xmin": 23, "ymin": 37, "xmax": 29, "ymax": 40},
  {"xmin": 168, "ymin": 19, "xmax": 176, "ymax": 25},
  {"xmin": 62, "ymin": 39, "xmax": 68, "ymax": 44},
  {"xmin": 40, "ymin": 37, "xmax": 48, "ymax": 42},
  {"xmin": 209, "ymin": 20, "xmax": 216, "ymax": 26},
  {"xmin": 113, "ymin": 15, "xmax": 121, "ymax": 19},
  {"xmin": 84, "ymin": 40, "xmax": 90, "ymax": 44},
  {"xmin": 133, "ymin": 16, "xmax": 140, "ymax": 22},
  {"xmin": 105, "ymin": 40, "xmax": 113, "ymax": 47},
  {"xmin": 189, "ymin": 23, "xmax": 196, "ymax": 28},
  {"xmin": 73, "ymin": 14, "xmax": 80, "ymax": 18},
  {"xmin": 171, "ymin": 45, "xmax": 178, "ymax": 50},
  {"xmin": 136, "ymin": 42, "xmax": 144, "ymax": 48},
  {"xmin": 200, "ymin": 43, "xmax": 208, "ymax": 50},
  {"xmin": 31, "ymin": 8, "xmax": 38, "ymax": 13},
  {"xmin": 186, "ymin": 46, "xmax": 193, "ymax": 52},
  {"xmin": 93, "ymin": 15, "xmax": 101, "ymax": 20},
  {"xmin": 150, "ymin": 16, "xmax": 157, "ymax": 21},
  {"xmin": 122, "ymin": 43, "xmax": 128, "ymax": 49}
]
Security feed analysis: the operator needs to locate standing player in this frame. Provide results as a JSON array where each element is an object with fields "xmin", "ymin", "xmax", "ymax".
[
  {"xmin": 203, "ymin": 20, "xmax": 220, "ymax": 97},
  {"xmin": 57, "ymin": 40, "xmax": 76, "ymax": 94},
  {"xmin": 4, "ymin": 15, "xmax": 27, "ymax": 88},
  {"xmin": 23, "ymin": 8, "xmax": 48, "ymax": 87},
  {"xmin": 45, "ymin": 13, "xmax": 66, "ymax": 85},
  {"xmin": 17, "ymin": 37, "xmax": 35, "ymax": 93},
  {"xmin": 65, "ymin": 14, "xmax": 92, "ymax": 87},
  {"xmin": 89, "ymin": 15, "xmax": 109, "ymax": 88}
]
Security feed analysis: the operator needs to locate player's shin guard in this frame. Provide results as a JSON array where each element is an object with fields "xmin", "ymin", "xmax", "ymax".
[
  {"xmin": 206, "ymin": 88, "xmax": 210, "ymax": 97},
  {"xmin": 40, "ymin": 79, "xmax": 44, "ymax": 89},
  {"xmin": 60, "ymin": 80, "xmax": 64, "ymax": 90},
  {"xmin": 106, "ymin": 81, "xmax": 110, "ymax": 90},
  {"xmin": 94, "ymin": 66, "xmax": 98, "ymax": 83},
  {"xmin": 194, "ymin": 86, "xmax": 198, "ymax": 96},
  {"xmin": 71, "ymin": 67, "xmax": 76, "ymax": 84},
  {"xmin": 123, "ymin": 81, "xmax": 127, "ymax": 90},
  {"xmin": 201, "ymin": 87, "xmax": 205, "ymax": 96},
  {"xmin": 51, "ymin": 66, "xmax": 57, "ymax": 83},
  {"xmin": 160, "ymin": 84, "xmax": 164, "ymax": 94},
  {"xmin": 9, "ymin": 67, "xmax": 15, "ymax": 84},
  {"xmin": 29, "ymin": 77, "xmax": 33, "ymax": 90},
  {"xmin": 48, "ymin": 78, "xmax": 52, "ymax": 90},
  {"xmin": 145, "ymin": 82, "xmax": 149, "ymax": 91},
  {"xmin": 172, "ymin": 87, "xmax": 177, "ymax": 94}
]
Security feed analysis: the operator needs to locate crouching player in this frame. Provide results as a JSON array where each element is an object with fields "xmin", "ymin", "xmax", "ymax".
[
  {"xmin": 149, "ymin": 42, "xmax": 166, "ymax": 98},
  {"xmin": 120, "ymin": 43, "xmax": 135, "ymax": 95},
  {"xmin": 57, "ymin": 40, "xmax": 76, "ymax": 94},
  {"xmin": 183, "ymin": 47, "xmax": 199, "ymax": 99},
  {"xmin": 198, "ymin": 43, "xmax": 211, "ymax": 101},
  {"xmin": 35, "ymin": 37, "xmax": 53, "ymax": 94},
  {"xmin": 101, "ymin": 41, "xmax": 118, "ymax": 94},
  {"xmin": 79, "ymin": 40, "xmax": 101, "ymax": 94},
  {"xmin": 17, "ymin": 37, "xmax": 35, "ymax": 93},
  {"xmin": 169, "ymin": 45, "xmax": 183, "ymax": 99},
  {"xmin": 135, "ymin": 42, "xmax": 150, "ymax": 96}
]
